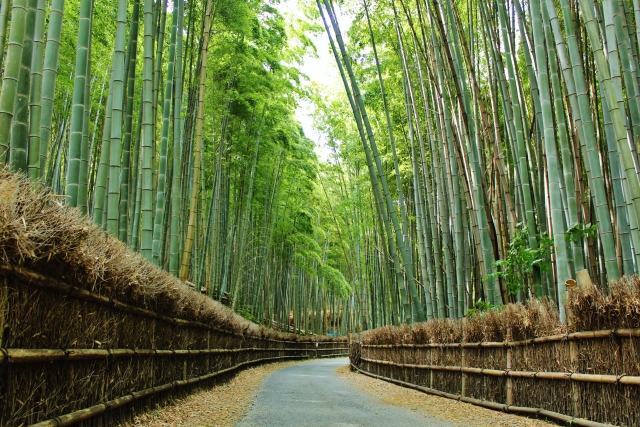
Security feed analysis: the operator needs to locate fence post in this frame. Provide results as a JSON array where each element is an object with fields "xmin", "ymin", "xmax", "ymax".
[
  {"xmin": 402, "ymin": 344, "xmax": 407, "ymax": 382},
  {"xmin": 429, "ymin": 341, "xmax": 434, "ymax": 389},
  {"xmin": 461, "ymin": 317, "xmax": 467, "ymax": 397},
  {"xmin": 0, "ymin": 276, "xmax": 7, "ymax": 348},
  {"xmin": 569, "ymin": 340, "xmax": 579, "ymax": 416},
  {"xmin": 207, "ymin": 329, "xmax": 211, "ymax": 373},
  {"xmin": 151, "ymin": 318, "xmax": 157, "ymax": 388},
  {"xmin": 506, "ymin": 327, "xmax": 512, "ymax": 406},
  {"xmin": 566, "ymin": 276, "xmax": 580, "ymax": 417}
]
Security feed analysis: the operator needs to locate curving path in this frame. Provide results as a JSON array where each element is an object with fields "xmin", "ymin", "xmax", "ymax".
[{"xmin": 236, "ymin": 357, "xmax": 454, "ymax": 427}]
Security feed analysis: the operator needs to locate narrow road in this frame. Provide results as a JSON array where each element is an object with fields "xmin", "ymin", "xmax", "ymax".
[{"xmin": 236, "ymin": 357, "xmax": 454, "ymax": 427}]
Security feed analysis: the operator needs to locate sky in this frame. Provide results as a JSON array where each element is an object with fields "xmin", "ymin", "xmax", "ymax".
[{"xmin": 275, "ymin": 0, "xmax": 353, "ymax": 161}]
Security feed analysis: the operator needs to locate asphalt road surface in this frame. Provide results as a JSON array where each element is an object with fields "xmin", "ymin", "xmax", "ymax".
[{"xmin": 236, "ymin": 357, "xmax": 454, "ymax": 427}]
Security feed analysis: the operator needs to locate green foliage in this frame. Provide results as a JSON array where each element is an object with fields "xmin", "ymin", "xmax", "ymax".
[
  {"xmin": 236, "ymin": 306, "xmax": 260, "ymax": 324},
  {"xmin": 565, "ymin": 222, "xmax": 598, "ymax": 243},
  {"xmin": 467, "ymin": 300, "xmax": 499, "ymax": 317},
  {"xmin": 486, "ymin": 225, "xmax": 553, "ymax": 295},
  {"xmin": 319, "ymin": 263, "xmax": 351, "ymax": 298}
]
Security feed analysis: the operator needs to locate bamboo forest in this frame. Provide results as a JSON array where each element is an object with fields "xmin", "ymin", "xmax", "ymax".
[{"xmin": 1, "ymin": 0, "xmax": 640, "ymax": 334}]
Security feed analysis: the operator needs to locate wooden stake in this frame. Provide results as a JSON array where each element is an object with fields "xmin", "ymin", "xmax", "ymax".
[
  {"xmin": 506, "ymin": 327, "xmax": 512, "ymax": 405},
  {"xmin": 0, "ymin": 276, "xmax": 7, "ymax": 348},
  {"xmin": 461, "ymin": 318, "xmax": 467, "ymax": 397}
]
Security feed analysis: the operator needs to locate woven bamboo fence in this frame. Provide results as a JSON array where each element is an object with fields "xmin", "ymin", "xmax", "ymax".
[
  {"xmin": 350, "ymin": 328, "xmax": 639, "ymax": 426},
  {"xmin": 0, "ymin": 266, "xmax": 348, "ymax": 427}
]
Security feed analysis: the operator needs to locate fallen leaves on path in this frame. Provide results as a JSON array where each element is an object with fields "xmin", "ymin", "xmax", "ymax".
[
  {"xmin": 134, "ymin": 360, "xmax": 302, "ymax": 427},
  {"xmin": 336, "ymin": 365, "xmax": 555, "ymax": 427}
]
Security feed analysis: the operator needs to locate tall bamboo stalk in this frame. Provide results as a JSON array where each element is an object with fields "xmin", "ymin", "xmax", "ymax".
[
  {"xmin": 0, "ymin": 0, "xmax": 27, "ymax": 164},
  {"xmin": 38, "ymin": 0, "xmax": 64, "ymax": 178},
  {"xmin": 180, "ymin": 0, "xmax": 213, "ymax": 278}
]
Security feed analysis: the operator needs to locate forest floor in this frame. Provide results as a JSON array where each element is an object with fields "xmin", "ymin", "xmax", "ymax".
[{"xmin": 337, "ymin": 365, "xmax": 556, "ymax": 427}]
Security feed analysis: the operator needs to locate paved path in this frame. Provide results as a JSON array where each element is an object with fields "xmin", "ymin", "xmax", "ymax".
[{"xmin": 236, "ymin": 357, "xmax": 454, "ymax": 427}]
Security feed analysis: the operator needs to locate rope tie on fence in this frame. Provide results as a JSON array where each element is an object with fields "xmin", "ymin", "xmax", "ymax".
[
  {"xmin": 51, "ymin": 416, "xmax": 62, "ymax": 427},
  {"xmin": 0, "ymin": 347, "xmax": 10, "ymax": 364},
  {"xmin": 62, "ymin": 348, "xmax": 71, "ymax": 373},
  {"xmin": 615, "ymin": 374, "xmax": 626, "ymax": 386}
]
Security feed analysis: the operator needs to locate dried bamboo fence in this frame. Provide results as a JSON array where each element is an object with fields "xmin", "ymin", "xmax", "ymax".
[
  {"xmin": 0, "ymin": 265, "xmax": 348, "ymax": 427},
  {"xmin": 350, "ymin": 328, "xmax": 639, "ymax": 426}
]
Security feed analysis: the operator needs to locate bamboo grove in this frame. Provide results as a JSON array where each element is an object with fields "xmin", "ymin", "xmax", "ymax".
[
  {"xmin": 0, "ymin": 0, "xmax": 356, "ymax": 336},
  {"xmin": 1, "ymin": 0, "xmax": 639, "ymax": 335},
  {"xmin": 311, "ymin": 0, "xmax": 640, "ymax": 327}
]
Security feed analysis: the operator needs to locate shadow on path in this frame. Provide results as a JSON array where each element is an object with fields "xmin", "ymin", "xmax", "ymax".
[{"xmin": 236, "ymin": 357, "xmax": 454, "ymax": 427}]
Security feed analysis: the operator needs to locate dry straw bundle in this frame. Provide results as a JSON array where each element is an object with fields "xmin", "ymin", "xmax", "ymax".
[
  {"xmin": 567, "ymin": 276, "xmax": 640, "ymax": 332},
  {"xmin": 0, "ymin": 170, "xmax": 333, "ymax": 342}
]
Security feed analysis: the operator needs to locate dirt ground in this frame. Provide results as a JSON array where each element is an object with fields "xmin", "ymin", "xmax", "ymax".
[{"xmin": 336, "ymin": 365, "xmax": 556, "ymax": 427}]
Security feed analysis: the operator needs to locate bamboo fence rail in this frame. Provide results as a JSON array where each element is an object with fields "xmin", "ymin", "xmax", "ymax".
[
  {"xmin": 351, "ymin": 328, "xmax": 640, "ymax": 426},
  {"xmin": 361, "ymin": 328, "xmax": 640, "ymax": 348},
  {"xmin": 359, "ymin": 357, "xmax": 640, "ymax": 385},
  {"xmin": 0, "ymin": 347, "xmax": 350, "ymax": 364}
]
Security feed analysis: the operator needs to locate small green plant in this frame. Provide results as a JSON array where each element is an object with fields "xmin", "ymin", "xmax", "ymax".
[
  {"xmin": 486, "ymin": 224, "xmax": 553, "ymax": 295},
  {"xmin": 236, "ymin": 306, "xmax": 260, "ymax": 324},
  {"xmin": 467, "ymin": 299, "xmax": 496, "ymax": 316}
]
